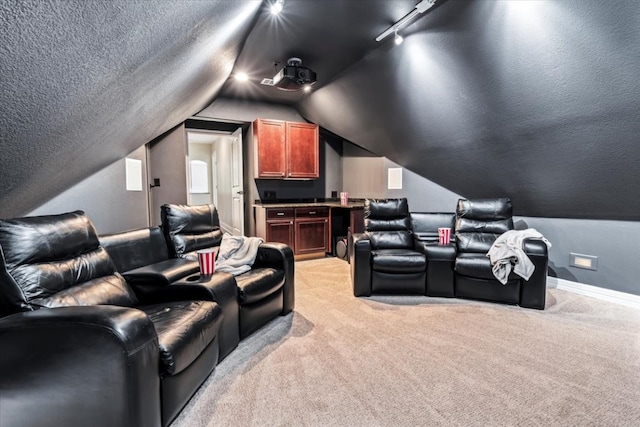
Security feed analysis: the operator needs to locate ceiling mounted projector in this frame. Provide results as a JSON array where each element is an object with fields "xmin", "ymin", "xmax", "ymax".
[{"xmin": 271, "ymin": 57, "xmax": 317, "ymax": 91}]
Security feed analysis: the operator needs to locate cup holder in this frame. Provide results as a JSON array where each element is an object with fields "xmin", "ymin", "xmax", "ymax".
[{"xmin": 186, "ymin": 275, "xmax": 201, "ymax": 282}]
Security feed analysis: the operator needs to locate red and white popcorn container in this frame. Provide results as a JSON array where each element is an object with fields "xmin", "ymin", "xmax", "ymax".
[
  {"xmin": 438, "ymin": 227, "xmax": 451, "ymax": 245},
  {"xmin": 340, "ymin": 192, "xmax": 349, "ymax": 205},
  {"xmin": 197, "ymin": 249, "xmax": 216, "ymax": 275}
]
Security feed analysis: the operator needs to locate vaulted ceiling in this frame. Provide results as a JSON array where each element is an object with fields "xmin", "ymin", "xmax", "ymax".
[{"xmin": 1, "ymin": 0, "xmax": 639, "ymax": 220}]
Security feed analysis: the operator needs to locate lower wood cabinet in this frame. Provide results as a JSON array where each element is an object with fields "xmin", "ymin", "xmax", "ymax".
[
  {"xmin": 256, "ymin": 206, "xmax": 329, "ymax": 257},
  {"xmin": 263, "ymin": 208, "xmax": 295, "ymax": 248},
  {"xmin": 294, "ymin": 207, "xmax": 329, "ymax": 255}
]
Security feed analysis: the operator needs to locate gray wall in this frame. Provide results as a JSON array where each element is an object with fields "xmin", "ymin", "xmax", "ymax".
[
  {"xmin": 517, "ymin": 217, "xmax": 640, "ymax": 296},
  {"xmin": 29, "ymin": 146, "xmax": 149, "ymax": 235},
  {"xmin": 342, "ymin": 142, "xmax": 462, "ymax": 211},
  {"xmin": 148, "ymin": 124, "xmax": 188, "ymax": 227},
  {"xmin": 324, "ymin": 136, "xmax": 343, "ymax": 199}
]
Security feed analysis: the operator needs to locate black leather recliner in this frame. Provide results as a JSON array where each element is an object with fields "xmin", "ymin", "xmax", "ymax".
[
  {"xmin": 100, "ymin": 226, "xmax": 240, "ymax": 361},
  {"xmin": 454, "ymin": 198, "xmax": 548, "ymax": 309},
  {"xmin": 161, "ymin": 203, "xmax": 295, "ymax": 339},
  {"xmin": 351, "ymin": 198, "xmax": 426, "ymax": 296},
  {"xmin": 0, "ymin": 211, "xmax": 224, "ymax": 427}
]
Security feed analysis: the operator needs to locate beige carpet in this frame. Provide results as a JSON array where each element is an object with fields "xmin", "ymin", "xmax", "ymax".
[{"xmin": 171, "ymin": 257, "xmax": 640, "ymax": 427}]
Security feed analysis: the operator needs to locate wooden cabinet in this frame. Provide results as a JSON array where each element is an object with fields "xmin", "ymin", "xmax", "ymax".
[
  {"xmin": 264, "ymin": 208, "xmax": 294, "ymax": 248},
  {"xmin": 294, "ymin": 207, "xmax": 329, "ymax": 255},
  {"xmin": 256, "ymin": 205, "xmax": 329, "ymax": 258},
  {"xmin": 254, "ymin": 119, "xmax": 319, "ymax": 179},
  {"xmin": 286, "ymin": 122, "xmax": 319, "ymax": 179},
  {"xmin": 254, "ymin": 119, "xmax": 286, "ymax": 178}
]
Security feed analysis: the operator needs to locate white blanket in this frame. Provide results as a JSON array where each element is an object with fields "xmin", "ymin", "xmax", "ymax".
[
  {"xmin": 215, "ymin": 233, "xmax": 264, "ymax": 276},
  {"xmin": 486, "ymin": 229, "xmax": 551, "ymax": 284}
]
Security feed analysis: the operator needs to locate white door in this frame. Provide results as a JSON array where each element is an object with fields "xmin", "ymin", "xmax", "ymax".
[{"xmin": 231, "ymin": 127, "xmax": 244, "ymax": 236}]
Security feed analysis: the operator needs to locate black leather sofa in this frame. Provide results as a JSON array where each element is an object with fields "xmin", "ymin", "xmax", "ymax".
[
  {"xmin": 0, "ymin": 211, "xmax": 223, "ymax": 427},
  {"xmin": 160, "ymin": 203, "xmax": 295, "ymax": 339},
  {"xmin": 350, "ymin": 198, "xmax": 549, "ymax": 309},
  {"xmin": 0, "ymin": 207, "xmax": 296, "ymax": 427}
]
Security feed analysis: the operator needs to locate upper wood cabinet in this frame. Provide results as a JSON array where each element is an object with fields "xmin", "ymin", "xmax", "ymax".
[
  {"xmin": 254, "ymin": 119, "xmax": 319, "ymax": 179},
  {"xmin": 286, "ymin": 122, "xmax": 319, "ymax": 179}
]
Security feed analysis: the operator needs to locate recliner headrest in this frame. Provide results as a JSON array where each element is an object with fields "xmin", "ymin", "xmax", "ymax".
[
  {"xmin": 456, "ymin": 198, "xmax": 512, "ymax": 220},
  {"xmin": 0, "ymin": 211, "xmax": 137, "ymax": 315},
  {"xmin": 365, "ymin": 198, "xmax": 409, "ymax": 221},
  {"xmin": 161, "ymin": 204, "xmax": 220, "ymax": 234},
  {"xmin": 161, "ymin": 204, "xmax": 223, "ymax": 258},
  {"xmin": 0, "ymin": 210, "xmax": 100, "ymax": 268}
]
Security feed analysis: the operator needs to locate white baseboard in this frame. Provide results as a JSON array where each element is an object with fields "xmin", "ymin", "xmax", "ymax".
[{"xmin": 546, "ymin": 276, "xmax": 640, "ymax": 310}]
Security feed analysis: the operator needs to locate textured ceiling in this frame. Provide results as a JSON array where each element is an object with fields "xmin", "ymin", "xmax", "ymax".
[
  {"xmin": 298, "ymin": 0, "xmax": 640, "ymax": 221},
  {"xmin": 1, "ymin": 0, "xmax": 639, "ymax": 221},
  {"xmin": 0, "ymin": 0, "xmax": 260, "ymax": 217}
]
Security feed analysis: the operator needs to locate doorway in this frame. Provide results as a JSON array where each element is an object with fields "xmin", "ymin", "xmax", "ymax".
[{"xmin": 186, "ymin": 127, "xmax": 244, "ymax": 236}]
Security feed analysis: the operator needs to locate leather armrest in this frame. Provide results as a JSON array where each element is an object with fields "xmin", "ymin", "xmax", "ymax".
[
  {"xmin": 414, "ymin": 238, "xmax": 456, "ymax": 297},
  {"xmin": 253, "ymin": 242, "xmax": 295, "ymax": 314},
  {"xmin": 520, "ymin": 238, "xmax": 549, "ymax": 310},
  {"xmin": 523, "ymin": 239, "xmax": 549, "ymax": 257},
  {"xmin": 0, "ymin": 306, "xmax": 161, "ymax": 427},
  {"xmin": 123, "ymin": 258, "xmax": 200, "ymax": 287},
  {"xmin": 420, "ymin": 242, "xmax": 456, "ymax": 261},
  {"xmin": 350, "ymin": 233, "xmax": 372, "ymax": 297},
  {"xmin": 162, "ymin": 273, "xmax": 240, "ymax": 360}
]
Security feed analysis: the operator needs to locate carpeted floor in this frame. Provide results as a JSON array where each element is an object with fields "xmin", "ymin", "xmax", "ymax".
[{"xmin": 171, "ymin": 257, "xmax": 640, "ymax": 427}]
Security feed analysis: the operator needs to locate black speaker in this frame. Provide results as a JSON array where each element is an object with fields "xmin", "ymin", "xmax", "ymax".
[{"xmin": 334, "ymin": 236, "xmax": 348, "ymax": 260}]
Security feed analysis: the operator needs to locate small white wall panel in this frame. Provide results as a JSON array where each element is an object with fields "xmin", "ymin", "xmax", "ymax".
[{"xmin": 125, "ymin": 158, "xmax": 142, "ymax": 191}]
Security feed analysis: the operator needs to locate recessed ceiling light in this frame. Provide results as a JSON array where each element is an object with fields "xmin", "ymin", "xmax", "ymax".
[
  {"xmin": 303, "ymin": 85, "xmax": 312, "ymax": 93},
  {"xmin": 234, "ymin": 72, "xmax": 249, "ymax": 82},
  {"xmin": 270, "ymin": 0, "xmax": 284, "ymax": 15}
]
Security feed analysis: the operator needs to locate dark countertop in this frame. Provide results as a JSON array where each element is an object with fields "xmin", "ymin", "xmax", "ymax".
[{"xmin": 253, "ymin": 200, "xmax": 365, "ymax": 209}]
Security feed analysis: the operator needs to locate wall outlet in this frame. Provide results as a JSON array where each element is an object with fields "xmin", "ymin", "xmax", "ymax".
[{"xmin": 569, "ymin": 253, "xmax": 598, "ymax": 271}]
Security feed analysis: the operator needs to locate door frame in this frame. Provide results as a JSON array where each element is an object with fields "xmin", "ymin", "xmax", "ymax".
[{"xmin": 184, "ymin": 118, "xmax": 247, "ymax": 236}]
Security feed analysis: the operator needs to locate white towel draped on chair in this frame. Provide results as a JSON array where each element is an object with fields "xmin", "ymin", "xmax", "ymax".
[
  {"xmin": 487, "ymin": 229, "xmax": 551, "ymax": 284},
  {"xmin": 215, "ymin": 233, "xmax": 264, "ymax": 276}
]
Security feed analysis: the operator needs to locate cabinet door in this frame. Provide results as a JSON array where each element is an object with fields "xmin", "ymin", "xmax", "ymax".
[
  {"xmin": 286, "ymin": 122, "xmax": 319, "ymax": 179},
  {"xmin": 266, "ymin": 220, "xmax": 295, "ymax": 249},
  {"xmin": 295, "ymin": 218, "xmax": 328, "ymax": 254},
  {"xmin": 254, "ymin": 119, "xmax": 286, "ymax": 178}
]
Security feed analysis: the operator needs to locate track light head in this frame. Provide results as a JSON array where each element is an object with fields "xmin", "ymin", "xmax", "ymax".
[{"xmin": 394, "ymin": 31, "xmax": 404, "ymax": 45}]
